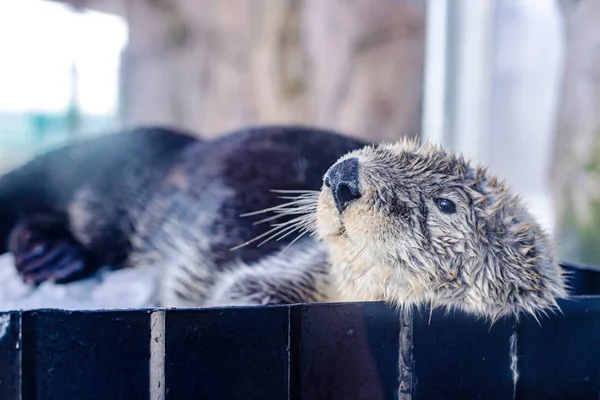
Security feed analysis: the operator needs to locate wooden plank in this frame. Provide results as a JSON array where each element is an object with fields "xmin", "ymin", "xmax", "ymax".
[
  {"xmin": 412, "ymin": 308, "xmax": 516, "ymax": 399},
  {"xmin": 0, "ymin": 312, "xmax": 20, "ymax": 399},
  {"xmin": 21, "ymin": 309, "xmax": 151, "ymax": 400},
  {"xmin": 291, "ymin": 302, "xmax": 401, "ymax": 400},
  {"xmin": 516, "ymin": 297, "xmax": 600, "ymax": 399},
  {"xmin": 165, "ymin": 305, "xmax": 290, "ymax": 399}
]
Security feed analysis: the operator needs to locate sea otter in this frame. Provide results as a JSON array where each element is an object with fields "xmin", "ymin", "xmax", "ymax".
[{"xmin": 0, "ymin": 125, "xmax": 567, "ymax": 319}]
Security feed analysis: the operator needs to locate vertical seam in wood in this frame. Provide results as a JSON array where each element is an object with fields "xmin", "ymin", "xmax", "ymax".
[
  {"xmin": 17, "ymin": 312, "xmax": 22, "ymax": 400},
  {"xmin": 510, "ymin": 327, "xmax": 519, "ymax": 400},
  {"xmin": 398, "ymin": 307, "xmax": 414, "ymax": 400},
  {"xmin": 287, "ymin": 306, "xmax": 291, "ymax": 400},
  {"xmin": 150, "ymin": 310, "xmax": 166, "ymax": 400}
]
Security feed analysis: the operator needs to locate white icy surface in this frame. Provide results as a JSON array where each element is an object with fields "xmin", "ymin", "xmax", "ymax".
[{"xmin": 0, "ymin": 253, "xmax": 156, "ymax": 311}]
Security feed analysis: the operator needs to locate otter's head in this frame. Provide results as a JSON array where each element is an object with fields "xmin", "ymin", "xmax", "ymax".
[{"xmin": 316, "ymin": 139, "xmax": 567, "ymax": 321}]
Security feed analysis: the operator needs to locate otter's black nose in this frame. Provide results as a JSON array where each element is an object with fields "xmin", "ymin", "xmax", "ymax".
[{"xmin": 324, "ymin": 157, "xmax": 361, "ymax": 213}]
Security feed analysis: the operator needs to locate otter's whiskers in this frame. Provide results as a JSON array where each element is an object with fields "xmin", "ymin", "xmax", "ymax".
[{"xmin": 230, "ymin": 190, "xmax": 320, "ymax": 254}]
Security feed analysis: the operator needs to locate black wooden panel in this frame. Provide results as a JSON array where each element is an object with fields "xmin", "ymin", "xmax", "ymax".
[
  {"xmin": 0, "ymin": 312, "xmax": 20, "ymax": 399},
  {"xmin": 516, "ymin": 297, "xmax": 600, "ymax": 400},
  {"xmin": 562, "ymin": 262, "xmax": 600, "ymax": 296},
  {"xmin": 412, "ymin": 307, "xmax": 516, "ymax": 400},
  {"xmin": 291, "ymin": 301, "xmax": 400, "ymax": 400},
  {"xmin": 21, "ymin": 309, "xmax": 151, "ymax": 400},
  {"xmin": 165, "ymin": 305, "xmax": 290, "ymax": 399}
]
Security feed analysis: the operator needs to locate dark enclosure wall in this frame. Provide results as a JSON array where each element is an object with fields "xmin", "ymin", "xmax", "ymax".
[{"xmin": 1, "ymin": 262, "xmax": 600, "ymax": 400}]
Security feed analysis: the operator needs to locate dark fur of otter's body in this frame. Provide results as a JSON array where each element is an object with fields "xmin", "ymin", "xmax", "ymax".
[
  {"xmin": 0, "ymin": 127, "xmax": 199, "ymax": 283},
  {"xmin": 0, "ymin": 125, "xmax": 367, "ymax": 306}
]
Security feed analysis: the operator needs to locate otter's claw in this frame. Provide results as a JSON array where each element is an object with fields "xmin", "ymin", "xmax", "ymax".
[{"xmin": 10, "ymin": 219, "xmax": 89, "ymax": 285}]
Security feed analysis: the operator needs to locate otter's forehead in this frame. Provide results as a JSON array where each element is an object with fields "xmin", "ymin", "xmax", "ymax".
[{"xmin": 338, "ymin": 139, "xmax": 477, "ymax": 185}]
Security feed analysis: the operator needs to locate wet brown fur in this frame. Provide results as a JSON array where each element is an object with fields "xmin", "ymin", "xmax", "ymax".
[{"xmin": 311, "ymin": 138, "xmax": 568, "ymax": 321}]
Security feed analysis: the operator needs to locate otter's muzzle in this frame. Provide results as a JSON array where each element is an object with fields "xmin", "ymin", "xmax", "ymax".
[{"xmin": 324, "ymin": 157, "xmax": 361, "ymax": 213}]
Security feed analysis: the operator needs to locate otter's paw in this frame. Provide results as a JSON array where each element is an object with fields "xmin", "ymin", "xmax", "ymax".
[
  {"xmin": 209, "ymin": 283, "xmax": 292, "ymax": 306},
  {"xmin": 208, "ymin": 271, "xmax": 315, "ymax": 307},
  {"xmin": 9, "ymin": 219, "xmax": 88, "ymax": 285}
]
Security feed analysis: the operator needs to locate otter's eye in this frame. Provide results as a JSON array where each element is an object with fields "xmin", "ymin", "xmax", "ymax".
[
  {"xmin": 324, "ymin": 177, "xmax": 331, "ymax": 188},
  {"xmin": 435, "ymin": 198, "xmax": 456, "ymax": 214}
]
